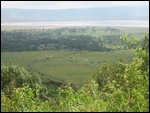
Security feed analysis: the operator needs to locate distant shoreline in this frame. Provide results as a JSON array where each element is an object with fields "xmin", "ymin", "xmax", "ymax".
[{"xmin": 1, "ymin": 20, "xmax": 149, "ymax": 28}]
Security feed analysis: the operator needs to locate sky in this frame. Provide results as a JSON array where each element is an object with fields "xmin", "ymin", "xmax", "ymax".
[{"xmin": 1, "ymin": 1, "xmax": 149, "ymax": 9}]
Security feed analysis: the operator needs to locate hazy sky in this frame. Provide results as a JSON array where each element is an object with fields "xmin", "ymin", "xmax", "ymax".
[{"xmin": 1, "ymin": 1, "xmax": 149, "ymax": 9}]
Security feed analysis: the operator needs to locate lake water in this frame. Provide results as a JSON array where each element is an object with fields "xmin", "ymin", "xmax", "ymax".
[{"xmin": 1, "ymin": 20, "xmax": 149, "ymax": 28}]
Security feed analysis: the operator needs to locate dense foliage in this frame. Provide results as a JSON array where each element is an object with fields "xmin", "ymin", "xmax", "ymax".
[{"xmin": 1, "ymin": 65, "xmax": 41, "ymax": 89}]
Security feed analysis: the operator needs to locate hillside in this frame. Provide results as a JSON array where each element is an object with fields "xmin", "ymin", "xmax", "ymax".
[{"xmin": 1, "ymin": 6, "xmax": 149, "ymax": 22}]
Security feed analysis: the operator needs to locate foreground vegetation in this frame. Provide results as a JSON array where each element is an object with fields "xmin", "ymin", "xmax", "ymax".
[{"xmin": 1, "ymin": 35, "xmax": 149, "ymax": 112}]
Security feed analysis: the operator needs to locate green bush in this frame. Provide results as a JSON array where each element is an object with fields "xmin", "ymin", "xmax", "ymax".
[
  {"xmin": 1, "ymin": 85, "xmax": 52, "ymax": 112},
  {"xmin": 1, "ymin": 65, "xmax": 41, "ymax": 89}
]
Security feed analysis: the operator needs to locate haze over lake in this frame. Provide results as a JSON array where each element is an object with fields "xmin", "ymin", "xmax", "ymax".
[{"xmin": 1, "ymin": 20, "xmax": 149, "ymax": 27}]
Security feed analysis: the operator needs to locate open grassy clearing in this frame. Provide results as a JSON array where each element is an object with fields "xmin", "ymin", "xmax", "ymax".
[{"xmin": 1, "ymin": 50, "xmax": 135, "ymax": 86}]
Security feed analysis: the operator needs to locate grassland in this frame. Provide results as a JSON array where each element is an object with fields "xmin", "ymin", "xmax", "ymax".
[{"xmin": 1, "ymin": 49, "xmax": 135, "ymax": 87}]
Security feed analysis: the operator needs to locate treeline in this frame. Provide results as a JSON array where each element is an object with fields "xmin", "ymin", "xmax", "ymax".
[{"xmin": 1, "ymin": 27, "xmax": 129, "ymax": 52}]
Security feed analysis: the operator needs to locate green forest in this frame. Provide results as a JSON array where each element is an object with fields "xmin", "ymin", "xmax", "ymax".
[
  {"xmin": 1, "ymin": 26, "xmax": 149, "ymax": 112},
  {"xmin": 2, "ymin": 27, "xmax": 147, "ymax": 52}
]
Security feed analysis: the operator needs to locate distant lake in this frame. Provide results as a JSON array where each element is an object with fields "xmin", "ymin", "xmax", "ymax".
[{"xmin": 1, "ymin": 20, "xmax": 149, "ymax": 28}]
